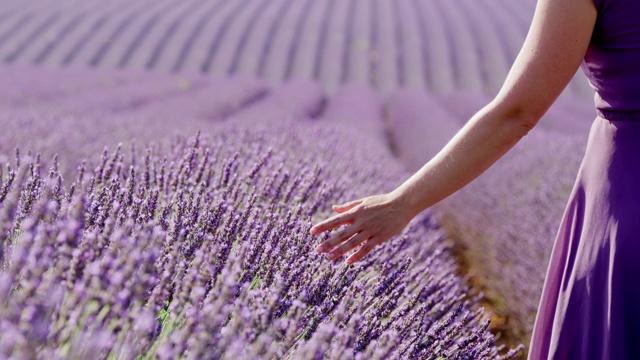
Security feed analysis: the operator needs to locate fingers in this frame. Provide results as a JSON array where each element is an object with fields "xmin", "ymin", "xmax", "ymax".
[
  {"xmin": 310, "ymin": 199, "xmax": 364, "ymax": 235},
  {"xmin": 332, "ymin": 199, "xmax": 363, "ymax": 213},
  {"xmin": 346, "ymin": 237, "xmax": 382, "ymax": 265},
  {"xmin": 315, "ymin": 224, "xmax": 361, "ymax": 254},
  {"xmin": 325, "ymin": 231, "xmax": 372, "ymax": 261},
  {"xmin": 310, "ymin": 211, "xmax": 354, "ymax": 236}
]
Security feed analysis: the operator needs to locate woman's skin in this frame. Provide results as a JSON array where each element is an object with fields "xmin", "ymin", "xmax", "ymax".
[{"xmin": 311, "ymin": 0, "xmax": 598, "ymax": 265}]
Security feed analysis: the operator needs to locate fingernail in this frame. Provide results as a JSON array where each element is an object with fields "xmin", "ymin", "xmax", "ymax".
[
  {"xmin": 315, "ymin": 246, "xmax": 323, "ymax": 254},
  {"xmin": 327, "ymin": 252, "xmax": 336, "ymax": 260}
]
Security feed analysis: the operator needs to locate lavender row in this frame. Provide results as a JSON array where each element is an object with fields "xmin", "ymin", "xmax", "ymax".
[
  {"xmin": 256, "ymin": 0, "xmax": 309, "ymax": 87},
  {"xmin": 0, "ymin": 0, "xmax": 588, "ymax": 98},
  {"xmin": 36, "ymin": 75, "xmax": 207, "ymax": 115},
  {"xmin": 97, "ymin": 0, "xmax": 189, "ymax": 70},
  {"xmin": 322, "ymin": 82, "xmax": 387, "ymax": 146},
  {"xmin": 229, "ymin": 0, "xmax": 288, "ymax": 79},
  {"xmin": 286, "ymin": 0, "xmax": 326, "ymax": 82},
  {"xmin": 228, "ymin": 79, "xmax": 326, "ymax": 125},
  {"xmin": 0, "ymin": 66, "xmax": 329, "ymax": 184},
  {"xmin": 0, "ymin": 119, "xmax": 522, "ymax": 358},
  {"xmin": 123, "ymin": 75, "xmax": 270, "ymax": 123},
  {"xmin": 0, "ymin": 64, "xmax": 145, "ymax": 109},
  {"xmin": 203, "ymin": 0, "xmax": 266, "ymax": 78},
  {"xmin": 386, "ymin": 87, "xmax": 461, "ymax": 172}
]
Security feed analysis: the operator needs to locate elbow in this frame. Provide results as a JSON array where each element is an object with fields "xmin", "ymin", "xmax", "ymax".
[
  {"xmin": 516, "ymin": 117, "xmax": 537, "ymax": 138},
  {"xmin": 488, "ymin": 99, "xmax": 542, "ymax": 139}
]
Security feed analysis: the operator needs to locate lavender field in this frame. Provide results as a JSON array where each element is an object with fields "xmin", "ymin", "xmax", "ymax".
[
  {"xmin": 0, "ymin": 0, "xmax": 599, "ymax": 358},
  {"xmin": 0, "ymin": 0, "xmax": 594, "ymax": 98}
]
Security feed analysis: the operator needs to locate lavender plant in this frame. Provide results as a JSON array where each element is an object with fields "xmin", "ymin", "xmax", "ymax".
[
  {"xmin": 386, "ymin": 87, "xmax": 461, "ymax": 171},
  {"xmin": 0, "ymin": 64, "xmax": 145, "ymax": 110},
  {"xmin": 0, "ymin": 119, "xmax": 522, "ymax": 359},
  {"xmin": 322, "ymin": 82, "xmax": 386, "ymax": 145}
]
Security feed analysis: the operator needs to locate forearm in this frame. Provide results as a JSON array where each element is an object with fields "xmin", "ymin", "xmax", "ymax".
[{"xmin": 392, "ymin": 102, "xmax": 536, "ymax": 217}]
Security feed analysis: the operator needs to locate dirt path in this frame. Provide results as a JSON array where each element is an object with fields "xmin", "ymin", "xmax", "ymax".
[{"xmin": 439, "ymin": 212, "xmax": 527, "ymax": 360}]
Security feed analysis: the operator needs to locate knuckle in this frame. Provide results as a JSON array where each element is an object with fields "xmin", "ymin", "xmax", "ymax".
[{"xmin": 341, "ymin": 227, "xmax": 353, "ymax": 239}]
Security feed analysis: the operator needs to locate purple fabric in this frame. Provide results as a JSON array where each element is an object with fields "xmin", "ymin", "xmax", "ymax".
[
  {"xmin": 529, "ymin": 118, "xmax": 640, "ymax": 359},
  {"xmin": 581, "ymin": 0, "xmax": 640, "ymax": 116},
  {"xmin": 529, "ymin": 0, "xmax": 640, "ymax": 358}
]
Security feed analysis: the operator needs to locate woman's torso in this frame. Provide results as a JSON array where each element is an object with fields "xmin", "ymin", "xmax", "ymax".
[{"xmin": 581, "ymin": 0, "xmax": 640, "ymax": 120}]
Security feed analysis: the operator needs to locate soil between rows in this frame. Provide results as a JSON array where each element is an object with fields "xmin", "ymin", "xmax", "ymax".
[{"xmin": 438, "ymin": 211, "xmax": 527, "ymax": 360}]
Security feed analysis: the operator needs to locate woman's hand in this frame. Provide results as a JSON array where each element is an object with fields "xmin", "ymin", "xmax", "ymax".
[{"xmin": 310, "ymin": 191, "xmax": 415, "ymax": 265}]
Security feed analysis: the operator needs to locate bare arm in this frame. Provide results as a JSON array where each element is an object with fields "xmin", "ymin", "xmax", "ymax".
[
  {"xmin": 397, "ymin": 0, "xmax": 598, "ymax": 213},
  {"xmin": 311, "ymin": 0, "xmax": 598, "ymax": 265}
]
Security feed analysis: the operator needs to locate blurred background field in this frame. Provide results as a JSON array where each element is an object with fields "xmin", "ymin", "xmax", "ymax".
[{"xmin": 0, "ymin": 0, "xmax": 596, "ymax": 358}]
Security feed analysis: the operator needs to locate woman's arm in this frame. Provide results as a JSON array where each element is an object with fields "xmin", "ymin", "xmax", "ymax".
[{"xmin": 311, "ymin": 0, "xmax": 598, "ymax": 265}]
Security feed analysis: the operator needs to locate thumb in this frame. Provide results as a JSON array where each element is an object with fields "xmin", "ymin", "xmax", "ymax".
[{"xmin": 332, "ymin": 199, "xmax": 363, "ymax": 213}]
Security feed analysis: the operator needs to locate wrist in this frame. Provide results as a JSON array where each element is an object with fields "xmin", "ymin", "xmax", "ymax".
[{"xmin": 389, "ymin": 187, "xmax": 421, "ymax": 221}]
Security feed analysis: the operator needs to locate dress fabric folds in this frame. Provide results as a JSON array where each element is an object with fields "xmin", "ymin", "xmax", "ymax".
[
  {"xmin": 528, "ymin": 0, "xmax": 640, "ymax": 357},
  {"xmin": 528, "ymin": 116, "xmax": 640, "ymax": 359}
]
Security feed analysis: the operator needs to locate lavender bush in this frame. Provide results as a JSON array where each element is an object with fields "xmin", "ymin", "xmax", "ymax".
[
  {"xmin": 0, "ymin": 64, "xmax": 144, "ymax": 110},
  {"xmin": 386, "ymin": 87, "xmax": 461, "ymax": 171},
  {"xmin": 0, "ymin": 119, "xmax": 522, "ymax": 358},
  {"xmin": 121, "ymin": 75, "xmax": 269, "ymax": 123},
  {"xmin": 228, "ymin": 79, "xmax": 325, "ymax": 125},
  {"xmin": 437, "ymin": 90, "xmax": 491, "ymax": 125},
  {"xmin": 322, "ymin": 82, "xmax": 386, "ymax": 145}
]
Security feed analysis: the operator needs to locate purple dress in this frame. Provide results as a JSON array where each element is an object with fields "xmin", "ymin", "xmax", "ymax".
[{"xmin": 528, "ymin": 0, "xmax": 640, "ymax": 358}]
